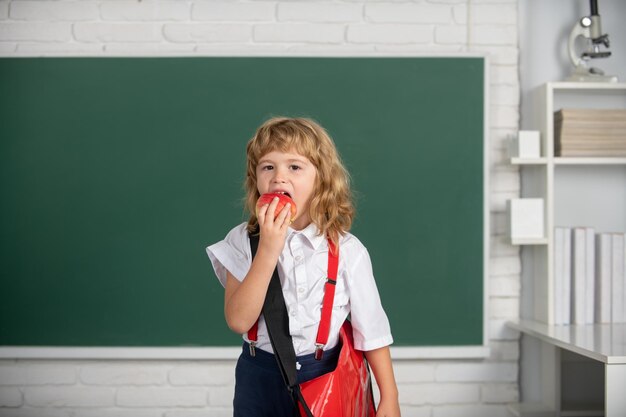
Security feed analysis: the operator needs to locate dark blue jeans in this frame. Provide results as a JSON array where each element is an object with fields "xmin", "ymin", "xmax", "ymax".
[{"xmin": 233, "ymin": 342, "xmax": 340, "ymax": 417}]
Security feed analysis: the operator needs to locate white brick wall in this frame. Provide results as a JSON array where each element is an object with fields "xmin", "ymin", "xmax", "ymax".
[
  {"xmin": 193, "ymin": 2, "xmax": 275, "ymax": 22},
  {"xmin": 255, "ymin": 23, "xmax": 344, "ymax": 43},
  {"xmin": 9, "ymin": 1, "xmax": 100, "ymax": 21},
  {"xmin": 364, "ymin": 3, "xmax": 452, "ymax": 23},
  {"xmin": 0, "ymin": 1, "xmax": 522, "ymax": 416},
  {"xmin": 278, "ymin": 2, "xmax": 362, "ymax": 23}
]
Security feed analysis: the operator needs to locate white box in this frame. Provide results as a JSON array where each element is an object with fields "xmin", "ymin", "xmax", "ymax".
[
  {"xmin": 509, "ymin": 130, "xmax": 541, "ymax": 158},
  {"xmin": 507, "ymin": 198, "xmax": 544, "ymax": 239}
]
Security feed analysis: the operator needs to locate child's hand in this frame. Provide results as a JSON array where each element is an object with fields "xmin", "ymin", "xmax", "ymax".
[
  {"xmin": 257, "ymin": 196, "xmax": 292, "ymax": 258},
  {"xmin": 376, "ymin": 399, "xmax": 401, "ymax": 417}
]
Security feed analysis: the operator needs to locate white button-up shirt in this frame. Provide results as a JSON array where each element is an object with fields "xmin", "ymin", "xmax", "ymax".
[{"xmin": 207, "ymin": 222, "xmax": 393, "ymax": 356}]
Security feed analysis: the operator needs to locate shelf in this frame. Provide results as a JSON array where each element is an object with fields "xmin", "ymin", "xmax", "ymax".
[
  {"xmin": 511, "ymin": 237, "xmax": 549, "ymax": 246},
  {"xmin": 560, "ymin": 408, "xmax": 604, "ymax": 417},
  {"xmin": 515, "ymin": 82, "xmax": 626, "ymax": 417},
  {"xmin": 554, "ymin": 157, "xmax": 626, "ymax": 165},
  {"xmin": 509, "ymin": 396, "xmax": 606, "ymax": 415},
  {"xmin": 506, "ymin": 403, "xmax": 603, "ymax": 417},
  {"xmin": 507, "ymin": 403, "xmax": 554, "ymax": 417},
  {"xmin": 511, "ymin": 157, "xmax": 548, "ymax": 165},
  {"xmin": 514, "ymin": 157, "xmax": 626, "ymax": 165},
  {"xmin": 549, "ymin": 81, "xmax": 626, "ymax": 91},
  {"xmin": 507, "ymin": 320, "xmax": 626, "ymax": 364}
]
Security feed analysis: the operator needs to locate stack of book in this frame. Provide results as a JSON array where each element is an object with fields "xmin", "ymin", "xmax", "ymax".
[
  {"xmin": 554, "ymin": 109, "xmax": 626, "ymax": 157},
  {"xmin": 553, "ymin": 227, "xmax": 626, "ymax": 325},
  {"xmin": 596, "ymin": 233, "xmax": 626, "ymax": 324}
]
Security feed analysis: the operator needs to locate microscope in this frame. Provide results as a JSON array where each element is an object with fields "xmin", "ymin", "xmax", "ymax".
[{"xmin": 566, "ymin": 0, "xmax": 618, "ymax": 82}]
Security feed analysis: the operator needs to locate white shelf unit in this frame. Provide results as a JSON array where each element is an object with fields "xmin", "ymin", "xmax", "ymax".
[
  {"xmin": 553, "ymin": 157, "xmax": 626, "ymax": 165},
  {"xmin": 511, "ymin": 157, "xmax": 548, "ymax": 165},
  {"xmin": 518, "ymin": 81, "xmax": 626, "ymax": 325},
  {"xmin": 514, "ymin": 82, "xmax": 626, "ymax": 417}
]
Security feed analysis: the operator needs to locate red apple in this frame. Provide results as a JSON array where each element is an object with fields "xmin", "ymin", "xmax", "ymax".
[{"xmin": 256, "ymin": 192, "xmax": 297, "ymax": 221}]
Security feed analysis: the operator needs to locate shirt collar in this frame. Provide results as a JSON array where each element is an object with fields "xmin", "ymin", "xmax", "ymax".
[{"xmin": 288, "ymin": 222, "xmax": 326, "ymax": 250}]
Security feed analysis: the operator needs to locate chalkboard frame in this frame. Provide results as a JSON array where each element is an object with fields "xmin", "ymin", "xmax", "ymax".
[{"xmin": 0, "ymin": 54, "xmax": 490, "ymax": 358}]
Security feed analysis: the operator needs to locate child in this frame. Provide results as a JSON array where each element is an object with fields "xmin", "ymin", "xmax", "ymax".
[{"xmin": 206, "ymin": 117, "xmax": 400, "ymax": 417}]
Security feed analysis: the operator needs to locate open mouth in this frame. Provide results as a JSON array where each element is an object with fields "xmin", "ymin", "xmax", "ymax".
[{"xmin": 275, "ymin": 191, "xmax": 292, "ymax": 199}]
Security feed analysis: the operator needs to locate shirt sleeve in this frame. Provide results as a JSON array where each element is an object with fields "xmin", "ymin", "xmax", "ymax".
[
  {"xmin": 345, "ymin": 243, "xmax": 394, "ymax": 351},
  {"xmin": 206, "ymin": 223, "xmax": 251, "ymax": 287}
]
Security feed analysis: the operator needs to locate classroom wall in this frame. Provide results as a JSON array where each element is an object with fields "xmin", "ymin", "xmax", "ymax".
[{"xmin": 0, "ymin": 1, "xmax": 522, "ymax": 416}]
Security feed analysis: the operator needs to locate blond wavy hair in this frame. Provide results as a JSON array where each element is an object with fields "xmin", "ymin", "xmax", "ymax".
[{"xmin": 244, "ymin": 117, "xmax": 355, "ymax": 247}]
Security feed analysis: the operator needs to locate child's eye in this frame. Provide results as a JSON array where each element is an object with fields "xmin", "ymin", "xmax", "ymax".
[
  {"xmin": 260, "ymin": 165, "xmax": 273, "ymax": 171},
  {"xmin": 289, "ymin": 165, "xmax": 301, "ymax": 171}
]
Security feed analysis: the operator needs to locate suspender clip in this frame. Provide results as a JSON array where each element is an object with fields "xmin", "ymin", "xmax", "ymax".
[
  {"xmin": 249, "ymin": 341, "xmax": 257, "ymax": 357},
  {"xmin": 314, "ymin": 343, "xmax": 324, "ymax": 361}
]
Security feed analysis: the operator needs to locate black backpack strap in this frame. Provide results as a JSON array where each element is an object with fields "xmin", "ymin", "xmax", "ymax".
[{"xmin": 249, "ymin": 231, "xmax": 313, "ymax": 417}]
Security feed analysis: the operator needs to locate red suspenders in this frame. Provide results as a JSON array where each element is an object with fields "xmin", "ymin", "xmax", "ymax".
[{"xmin": 247, "ymin": 239, "xmax": 339, "ymax": 361}]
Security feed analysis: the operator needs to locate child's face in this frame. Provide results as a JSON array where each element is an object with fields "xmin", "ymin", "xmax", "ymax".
[{"xmin": 256, "ymin": 149, "xmax": 317, "ymax": 230}]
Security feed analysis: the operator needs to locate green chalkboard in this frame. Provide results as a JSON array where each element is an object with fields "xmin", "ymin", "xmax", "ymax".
[{"xmin": 0, "ymin": 57, "xmax": 484, "ymax": 347}]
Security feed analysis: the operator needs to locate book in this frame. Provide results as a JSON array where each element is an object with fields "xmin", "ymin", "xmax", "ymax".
[
  {"xmin": 553, "ymin": 108, "xmax": 626, "ymax": 157},
  {"xmin": 557, "ymin": 143, "xmax": 626, "ymax": 149},
  {"xmin": 554, "ymin": 108, "xmax": 626, "ymax": 121},
  {"xmin": 554, "ymin": 228, "xmax": 564, "ymax": 325},
  {"xmin": 556, "ymin": 129, "xmax": 626, "ymax": 138},
  {"xmin": 571, "ymin": 228, "xmax": 587, "ymax": 325},
  {"xmin": 595, "ymin": 234, "xmax": 612, "ymax": 323},
  {"xmin": 612, "ymin": 234, "xmax": 625, "ymax": 323},
  {"xmin": 584, "ymin": 228, "xmax": 595, "ymax": 324},
  {"xmin": 556, "ymin": 149, "xmax": 626, "ymax": 157},
  {"xmin": 556, "ymin": 123, "xmax": 626, "ymax": 136},
  {"xmin": 621, "ymin": 233, "xmax": 626, "ymax": 324},
  {"xmin": 563, "ymin": 228, "xmax": 572, "ymax": 325}
]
